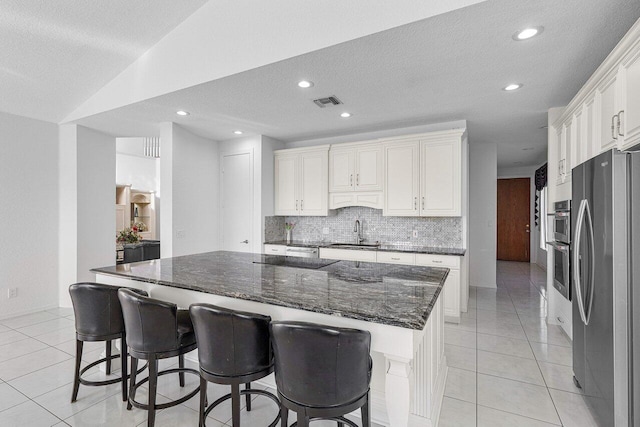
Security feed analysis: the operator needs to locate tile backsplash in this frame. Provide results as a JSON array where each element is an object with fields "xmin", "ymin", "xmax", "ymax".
[{"xmin": 265, "ymin": 207, "xmax": 462, "ymax": 248}]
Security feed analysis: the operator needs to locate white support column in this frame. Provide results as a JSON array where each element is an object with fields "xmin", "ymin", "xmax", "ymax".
[{"xmin": 384, "ymin": 354, "xmax": 413, "ymax": 427}]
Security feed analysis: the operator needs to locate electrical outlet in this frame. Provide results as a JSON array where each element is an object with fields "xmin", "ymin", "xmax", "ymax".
[
  {"xmin": 7, "ymin": 288, "xmax": 17, "ymax": 299},
  {"xmin": 322, "ymin": 227, "xmax": 330, "ymax": 235},
  {"xmin": 412, "ymin": 230, "xmax": 418, "ymax": 238},
  {"xmin": 175, "ymin": 229, "xmax": 186, "ymax": 239}
]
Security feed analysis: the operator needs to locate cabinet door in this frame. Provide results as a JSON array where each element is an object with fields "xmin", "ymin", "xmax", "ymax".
[
  {"xmin": 274, "ymin": 154, "xmax": 299, "ymax": 215},
  {"xmin": 329, "ymin": 149, "xmax": 354, "ymax": 192},
  {"xmin": 573, "ymin": 111, "xmax": 583, "ymax": 166},
  {"xmin": 420, "ymin": 138, "xmax": 461, "ymax": 216},
  {"xmin": 355, "ymin": 145, "xmax": 383, "ymax": 191},
  {"xmin": 563, "ymin": 120, "xmax": 572, "ymax": 183},
  {"xmin": 443, "ymin": 269, "xmax": 461, "ymax": 322},
  {"xmin": 584, "ymin": 97, "xmax": 596, "ymax": 161},
  {"xmin": 556, "ymin": 127, "xmax": 565, "ymax": 184},
  {"xmin": 597, "ymin": 73, "xmax": 618, "ymax": 151},
  {"xmin": 299, "ymin": 151, "xmax": 328, "ymax": 216},
  {"xmin": 621, "ymin": 51, "xmax": 640, "ymax": 149},
  {"xmin": 383, "ymin": 141, "xmax": 420, "ymax": 216}
]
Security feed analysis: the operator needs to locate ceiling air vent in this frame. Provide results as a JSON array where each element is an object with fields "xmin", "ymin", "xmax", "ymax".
[{"xmin": 313, "ymin": 96, "xmax": 343, "ymax": 108}]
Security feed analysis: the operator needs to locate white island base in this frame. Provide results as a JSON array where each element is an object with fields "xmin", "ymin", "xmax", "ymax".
[{"xmin": 96, "ymin": 273, "xmax": 448, "ymax": 427}]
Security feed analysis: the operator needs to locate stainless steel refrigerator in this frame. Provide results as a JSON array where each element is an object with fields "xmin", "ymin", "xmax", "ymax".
[{"xmin": 571, "ymin": 148, "xmax": 639, "ymax": 426}]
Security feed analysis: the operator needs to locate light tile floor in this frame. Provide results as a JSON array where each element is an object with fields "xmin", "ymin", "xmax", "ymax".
[
  {"xmin": 440, "ymin": 261, "xmax": 600, "ymax": 427},
  {"xmin": 0, "ymin": 307, "xmax": 375, "ymax": 427},
  {"xmin": 0, "ymin": 261, "xmax": 599, "ymax": 426}
]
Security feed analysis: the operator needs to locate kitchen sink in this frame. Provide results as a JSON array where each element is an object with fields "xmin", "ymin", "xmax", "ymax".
[{"xmin": 328, "ymin": 243, "xmax": 380, "ymax": 249}]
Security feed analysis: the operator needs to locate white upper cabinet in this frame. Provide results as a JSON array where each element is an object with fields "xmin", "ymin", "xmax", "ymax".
[
  {"xmin": 420, "ymin": 138, "xmax": 461, "ymax": 216},
  {"xmin": 552, "ymin": 19, "xmax": 640, "ymax": 180},
  {"xmin": 383, "ymin": 140, "xmax": 420, "ymax": 216},
  {"xmin": 274, "ymin": 147, "xmax": 328, "ymax": 216},
  {"xmin": 355, "ymin": 145, "xmax": 383, "ymax": 191},
  {"xmin": 384, "ymin": 130, "xmax": 464, "ymax": 217},
  {"xmin": 596, "ymin": 71, "xmax": 619, "ymax": 152},
  {"xmin": 620, "ymin": 48, "xmax": 640, "ymax": 150},
  {"xmin": 329, "ymin": 143, "xmax": 382, "ymax": 192}
]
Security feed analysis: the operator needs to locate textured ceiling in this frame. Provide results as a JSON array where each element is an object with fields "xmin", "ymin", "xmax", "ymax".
[
  {"xmin": 0, "ymin": 0, "xmax": 208, "ymax": 122},
  {"xmin": 74, "ymin": 0, "xmax": 640, "ymax": 167}
]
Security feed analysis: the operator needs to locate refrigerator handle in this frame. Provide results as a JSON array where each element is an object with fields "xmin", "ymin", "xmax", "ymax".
[
  {"xmin": 583, "ymin": 199, "xmax": 595, "ymax": 325},
  {"xmin": 573, "ymin": 199, "xmax": 589, "ymax": 325}
]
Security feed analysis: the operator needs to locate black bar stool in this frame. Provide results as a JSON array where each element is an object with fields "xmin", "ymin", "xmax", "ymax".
[
  {"xmin": 68, "ymin": 282, "xmax": 148, "ymax": 402},
  {"xmin": 118, "ymin": 289, "xmax": 201, "ymax": 427},
  {"xmin": 189, "ymin": 303, "xmax": 281, "ymax": 427},
  {"xmin": 270, "ymin": 321, "xmax": 372, "ymax": 427}
]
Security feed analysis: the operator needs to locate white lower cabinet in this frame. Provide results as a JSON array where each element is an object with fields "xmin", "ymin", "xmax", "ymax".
[
  {"xmin": 264, "ymin": 244, "xmax": 287, "ymax": 255},
  {"xmin": 318, "ymin": 248, "xmax": 377, "ymax": 262},
  {"xmin": 415, "ymin": 254, "xmax": 461, "ymax": 323}
]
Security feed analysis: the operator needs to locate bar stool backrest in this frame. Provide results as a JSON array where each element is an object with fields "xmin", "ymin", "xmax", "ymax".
[
  {"xmin": 270, "ymin": 321, "xmax": 371, "ymax": 407},
  {"xmin": 189, "ymin": 303, "xmax": 272, "ymax": 377},
  {"xmin": 69, "ymin": 282, "xmax": 147, "ymax": 339},
  {"xmin": 117, "ymin": 289, "xmax": 179, "ymax": 353}
]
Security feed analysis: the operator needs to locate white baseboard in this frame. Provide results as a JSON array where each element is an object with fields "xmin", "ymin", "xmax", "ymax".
[{"xmin": 0, "ymin": 304, "xmax": 60, "ymax": 321}]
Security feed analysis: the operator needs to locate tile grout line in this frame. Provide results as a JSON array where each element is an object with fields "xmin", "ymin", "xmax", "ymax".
[{"xmin": 513, "ymin": 266, "xmax": 565, "ymax": 427}]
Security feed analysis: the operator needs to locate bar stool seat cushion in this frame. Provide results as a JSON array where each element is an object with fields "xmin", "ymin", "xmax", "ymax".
[{"xmin": 176, "ymin": 310, "xmax": 196, "ymax": 348}]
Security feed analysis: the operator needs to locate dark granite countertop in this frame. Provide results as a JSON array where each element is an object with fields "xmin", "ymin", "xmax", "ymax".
[
  {"xmin": 264, "ymin": 240, "xmax": 466, "ymax": 256},
  {"xmin": 92, "ymin": 251, "xmax": 449, "ymax": 330}
]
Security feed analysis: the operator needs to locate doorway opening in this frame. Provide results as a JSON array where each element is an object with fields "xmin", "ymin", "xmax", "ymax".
[{"xmin": 497, "ymin": 178, "xmax": 530, "ymax": 261}]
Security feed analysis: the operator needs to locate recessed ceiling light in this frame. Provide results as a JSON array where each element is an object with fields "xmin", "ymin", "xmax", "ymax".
[
  {"xmin": 297, "ymin": 80, "xmax": 314, "ymax": 88},
  {"xmin": 233, "ymin": 130, "xmax": 243, "ymax": 135},
  {"xmin": 176, "ymin": 110, "xmax": 189, "ymax": 116},
  {"xmin": 503, "ymin": 83, "xmax": 523, "ymax": 91},
  {"xmin": 340, "ymin": 112, "xmax": 352, "ymax": 118},
  {"xmin": 512, "ymin": 26, "xmax": 544, "ymax": 41}
]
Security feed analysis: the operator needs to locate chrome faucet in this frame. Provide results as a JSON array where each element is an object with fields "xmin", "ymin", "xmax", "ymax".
[{"xmin": 354, "ymin": 219, "xmax": 364, "ymax": 244}]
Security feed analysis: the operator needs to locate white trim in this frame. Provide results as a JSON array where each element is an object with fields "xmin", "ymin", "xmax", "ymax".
[{"xmin": 0, "ymin": 304, "xmax": 61, "ymax": 321}]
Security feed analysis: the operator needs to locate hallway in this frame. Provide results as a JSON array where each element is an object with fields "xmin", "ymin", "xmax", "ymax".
[{"xmin": 439, "ymin": 261, "xmax": 598, "ymax": 426}]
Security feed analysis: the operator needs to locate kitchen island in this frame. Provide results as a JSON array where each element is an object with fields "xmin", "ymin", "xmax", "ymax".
[{"xmin": 92, "ymin": 251, "xmax": 449, "ymax": 427}]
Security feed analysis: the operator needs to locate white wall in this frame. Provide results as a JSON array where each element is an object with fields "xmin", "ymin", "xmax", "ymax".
[
  {"xmin": 160, "ymin": 123, "xmax": 219, "ymax": 257},
  {"xmin": 59, "ymin": 124, "xmax": 115, "ymax": 307},
  {"xmin": 469, "ymin": 142, "xmax": 497, "ymax": 287},
  {"xmin": 0, "ymin": 112, "xmax": 59, "ymax": 318}
]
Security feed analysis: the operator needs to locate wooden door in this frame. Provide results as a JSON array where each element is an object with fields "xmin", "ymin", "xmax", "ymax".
[{"xmin": 497, "ymin": 178, "xmax": 530, "ymax": 261}]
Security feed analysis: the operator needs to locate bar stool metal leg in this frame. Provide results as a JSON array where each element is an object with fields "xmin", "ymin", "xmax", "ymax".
[
  {"xmin": 105, "ymin": 340, "xmax": 112, "ymax": 375},
  {"xmin": 199, "ymin": 377, "xmax": 207, "ymax": 427},
  {"xmin": 280, "ymin": 406, "xmax": 288, "ymax": 427},
  {"xmin": 245, "ymin": 383, "xmax": 251, "ymax": 411},
  {"xmin": 128, "ymin": 356, "xmax": 138, "ymax": 410},
  {"xmin": 179, "ymin": 354, "xmax": 185, "ymax": 387},
  {"xmin": 231, "ymin": 383, "xmax": 241, "ymax": 427},
  {"xmin": 71, "ymin": 340, "xmax": 84, "ymax": 402},
  {"xmin": 121, "ymin": 338, "xmax": 128, "ymax": 401},
  {"xmin": 148, "ymin": 356, "xmax": 158, "ymax": 427}
]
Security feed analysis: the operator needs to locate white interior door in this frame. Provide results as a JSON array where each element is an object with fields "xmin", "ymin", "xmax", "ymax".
[{"xmin": 221, "ymin": 152, "xmax": 253, "ymax": 252}]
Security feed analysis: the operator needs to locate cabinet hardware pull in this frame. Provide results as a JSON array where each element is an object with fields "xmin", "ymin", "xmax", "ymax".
[
  {"xmin": 350, "ymin": 174, "xmax": 353, "ymax": 186},
  {"xmin": 414, "ymin": 197, "xmax": 417, "ymax": 210},
  {"xmin": 612, "ymin": 115, "xmax": 618, "ymax": 140},
  {"xmin": 356, "ymin": 174, "xmax": 359, "ymax": 186},
  {"xmin": 301, "ymin": 200, "xmax": 303, "ymax": 210},
  {"xmin": 618, "ymin": 110, "xmax": 624, "ymax": 137},
  {"xmin": 433, "ymin": 260, "xmax": 443, "ymax": 264},
  {"xmin": 391, "ymin": 257, "xmax": 400, "ymax": 260},
  {"xmin": 422, "ymin": 196, "xmax": 425, "ymax": 210},
  {"xmin": 296, "ymin": 200, "xmax": 298, "ymax": 211},
  {"xmin": 271, "ymin": 249, "xmax": 278, "ymax": 251},
  {"xmin": 240, "ymin": 240, "xmax": 249, "ymax": 244}
]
